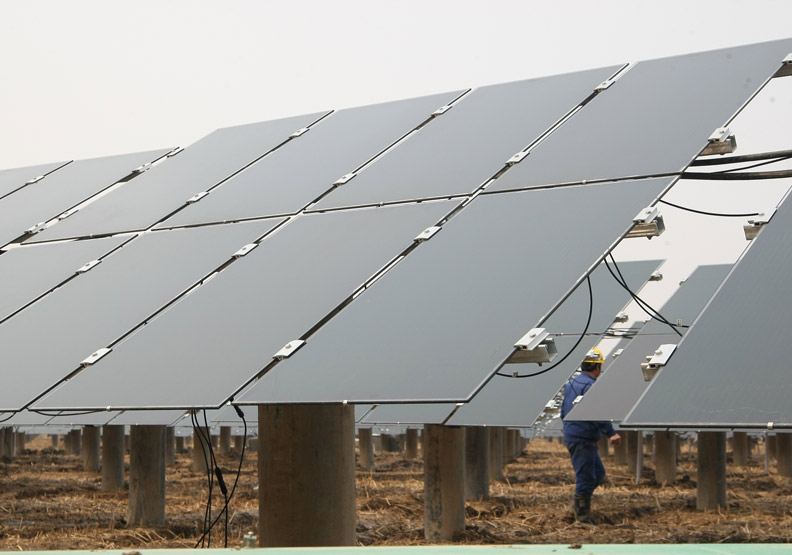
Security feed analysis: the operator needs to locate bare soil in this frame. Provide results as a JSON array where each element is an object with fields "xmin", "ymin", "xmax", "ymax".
[{"xmin": 0, "ymin": 435, "xmax": 791, "ymax": 550}]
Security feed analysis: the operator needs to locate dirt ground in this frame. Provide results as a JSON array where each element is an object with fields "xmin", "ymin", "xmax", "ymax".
[{"xmin": 0, "ymin": 434, "xmax": 791, "ymax": 550}]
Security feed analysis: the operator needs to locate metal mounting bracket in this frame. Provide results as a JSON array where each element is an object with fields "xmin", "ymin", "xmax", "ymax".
[
  {"xmin": 76, "ymin": 259, "xmax": 102, "ymax": 273},
  {"xmin": 187, "ymin": 191, "xmax": 209, "ymax": 204},
  {"xmin": 167, "ymin": 147, "xmax": 185, "ymax": 157},
  {"xmin": 25, "ymin": 175, "xmax": 45, "ymax": 185},
  {"xmin": 334, "ymin": 173, "xmax": 356, "ymax": 186},
  {"xmin": 25, "ymin": 221, "xmax": 47, "ymax": 234},
  {"xmin": 233, "ymin": 243, "xmax": 258, "ymax": 258},
  {"xmin": 274, "ymin": 340, "xmax": 305, "ymax": 360},
  {"xmin": 700, "ymin": 127, "xmax": 737, "ymax": 155},
  {"xmin": 507, "ymin": 150, "xmax": 529, "ymax": 165},
  {"xmin": 415, "ymin": 226, "xmax": 441, "ymax": 242},
  {"xmin": 775, "ymin": 53, "xmax": 792, "ymax": 77},
  {"xmin": 81, "ymin": 347, "xmax": 112, "ymax": 366},
  {"xmin": 290, "ymin": 127, "xmax": 309, "ymax": 138},
  {"xmin": 640, "ymin": 344, "xmax": 677, "ymax": 381},
  {"xmin": 744, "ymin": 208, "xmax": 776, "ymax": 240},
  {"xmin": 431, "ymin": 105, "xmax": 452, "ymax": 116}
]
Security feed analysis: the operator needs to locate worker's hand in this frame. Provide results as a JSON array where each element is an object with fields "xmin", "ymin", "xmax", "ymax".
[{"xmin": 609, "ymin": 433, "xmax": 621, "ymax": 446}]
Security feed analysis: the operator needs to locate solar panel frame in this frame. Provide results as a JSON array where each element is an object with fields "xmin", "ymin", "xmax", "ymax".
[{"xmin": 0, "ymin": 161, "xmax": 70, "ymax": 201}]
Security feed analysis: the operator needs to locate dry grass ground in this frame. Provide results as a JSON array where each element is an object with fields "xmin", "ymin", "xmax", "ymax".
[{"xmin": 0, "ymin": 435, "xmax": 790, "ymax": 550}]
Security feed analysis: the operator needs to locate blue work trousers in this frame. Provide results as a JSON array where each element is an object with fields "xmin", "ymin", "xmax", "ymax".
[{"xmin": 566, "ymin": 439, "xmax": 605, "ymax": 495}]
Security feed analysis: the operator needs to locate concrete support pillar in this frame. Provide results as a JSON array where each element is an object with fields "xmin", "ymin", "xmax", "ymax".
[
  {"xmin": 732, "ymin": 432, "xmax": 749, "ymax": 467},
  {"xmin": 654, "ymin": 431, "xmax": 677, "ymax": 486},
  {"xmin": 697, "ymin": 432, "xmax": 726, "ymax": 510},
  {"xmin": 16, "ymin": 432, "xmax": 26, "ymax": 452},
  {"xmin": 0, "ymin": 428, "xmax": 6, "ymax": 458},
  {"xmin": 51, "ymin": 434, "xmax": 59, "ymax": 448},
  {"xmin": 358, "ymin": 428, "xmax": 375, "ymax": 471},
  {"xmin": 768, "ymin": 434, "xmax": 778, "ymax": 460},
  {"xmin": 165, "ymin": 427, "xmax": 176, "ymax": 466},
  {"xmin": 128, "ymin": 425, "xmax": 166, "ymax": 526},
  {"xmin": 67, "ymin": 429, "xmax": 81, "ymax": 455},
  {"xmin": 211, "ymin": 434, "xmax": 219, "ymax": 448},
  {"xmin": 191, "ymin": 427, "xmax": 210, "ymax": 473},
  {"xmin": 504, "ymin": 429, "xmax": 517, "ymax": 462},
  {"xmin": 625, "ymin": 431, "xmax": 638, "ymax": 473},
  {"xmin": 614, "ymin": 433, "xmax": 628, "ymax": 465},
  {"xmin": 645, "ymin": 433, "xmax": 654, "ymax": 455},
  {"xmin": 234, "ymin": 435, "xmax": 244, "ymax": 454},
  {"xmin": 259, "ymin": 404, "xmax": 355, "ymax": 547},
  {"xmin": 464, "ymin": 427, "xmax": 490, "ymax": 501},
  {"xmin": 489, "ymin": 427, "xmax": 504, "ymax": 480},
  {"xmin": 598, "ymin": 435, "xmax": 609, "ymax": 458},
  {"xmin": 381, "ymin": 434, "xmax": 400, "ymax": 452},
  {"xmin": 175, "ymin": 435, "xmax": 185, "ymax": 454},
  {"xmin": 1, "ymin": 428, "xmax": 12, "ymax": 458},
  {"xmin": 125, "ymin": 433, "xmax": 130, "ymax": 452},
  {"xmin": 219, "ymin": 426, "xmax": 232, "ymax": 455},
  {"xmin": 405, "ymin": 428, "xmax": 419, "ymax": 460},
  {"xmin": 101, "ymin": 425, "xmax": 125, "ymax": 491},
  {"xmin": 424, "ymin": 424, "xmax": 465, "ymax": 542},
  {"xmin": 82, "ymin": 426, "xmax": 101, "ymax": 472},
  {"xmin": 776, "ymin": 434, "xmax": 792, "ymax": 477}
]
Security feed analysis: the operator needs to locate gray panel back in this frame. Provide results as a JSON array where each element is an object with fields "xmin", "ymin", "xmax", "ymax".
[
  {"xmin": 0, "ymin": 150, "xmax": 169, "ymax": 247},
  {"xmin": 0, "ymin": 161, "xmax": 69, "ymax": 200},
  {"xmin": 568, "ymin": 265, "xmax": 731, "ymax": 423},
  {"xmin": 45, "ymin": 412, "xmax": 121, "ymax": 426},
  {"xmin": 159, "ymin": 92, "xmax": 462, "ymax": 227},
  {"xmin": 240, "ymin": 178, "xmax": 674, "ymax": 405},
  {"xmin": 28, "ymin": 113, "xmax": 327, "ymax": 242},
  {"xmin": 624, "ymin": 198, "xmax": 792, "ymax": 428},
  {"xmin": 490, "ymin": 39, "xmax": 792, "ymax": 191},
  {"xmin": 110, "ymin": 410, "xmax": 187, "ymax": 426},
  {"xmin": 447, "ymin": 260, "xmax": 661, "ymax": 428},
  {"xmin": 0, "ymin": 237, "xmax": 127, "ymax": 322},
  {"xmin": 0, "ymin": 220, "xmax": 280, "ymax": 411},
  {"xmin": 361, "ymin": 404, "xmax": 457, "ymax": 426},
  {"xmin": 312, "ymin": 66, "xmax": 619, "ymax": 210},
  {"xmin": 33, "ymin": 201, "xmax": 457, "ymax": 410}
]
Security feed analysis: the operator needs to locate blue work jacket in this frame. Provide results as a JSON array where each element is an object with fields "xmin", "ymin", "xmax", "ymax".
[{"xmin": 560, "ymin": 371, "xmax": 616, "ymax": 443}]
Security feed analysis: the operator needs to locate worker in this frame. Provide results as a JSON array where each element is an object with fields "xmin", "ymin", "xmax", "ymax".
[{"xmin": 560, "ymin": 347, "xmax": 621, "ymax": 524}]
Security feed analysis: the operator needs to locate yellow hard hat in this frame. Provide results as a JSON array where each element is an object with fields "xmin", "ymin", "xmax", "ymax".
[{"xmin": 583, "ymin": 347, "xmax": 604, "ymax": 364}]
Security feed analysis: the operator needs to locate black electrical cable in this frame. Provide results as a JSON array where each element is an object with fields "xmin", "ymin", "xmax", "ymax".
[
  {"xmin": 681, "ymin": 169, "xmax": 792, "ymax": 180},
  {"xmin": 193, "ymin": 405, "xmax": 248, "ymax": 549},
  {"xmin": 657, "ymin": 199, "xmax": 760, "ymax": 218},
  {"xmin": 717, "ymin": 155, "xmax": 792, "ymax": 173},
  {"xmin": 495, "ymin": 275, "xmax": 593, "ymax": 379},
  {"xmin": 192, "ymin": 411, "xmax": 215, "ymax": 548},
  {"xmin": 31, "ymin": 409, "xmax": 106, "ymax": 417},
  {"xmin": 604, "ymin": 255, "xmax": 684, "ymax": 337},
  {"xmin": 0, "ymin": 412, "xmax": 15, "ymax": 424},
  {"xmin": 690, "ymin": 149, "xmax": 792, "ymax": 166}
]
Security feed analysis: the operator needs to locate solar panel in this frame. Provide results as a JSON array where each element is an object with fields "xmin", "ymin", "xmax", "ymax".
[
  {"xmin": 446, "ymin": 260, "xmax": 663, "ymax": 428},
  {"xmin": 360, "ymin": 260, "xmax": 660, "ymax": 426},
  {"xmin": 157, "ymin": 91, "xmax": 463, "ymax": 228},
  {"xmin": 310, "ymin": 65, "xmax": 620, "ymax": 210},
  {"xmin": 26, "ymin": 113, "xmax": 328, "ymax": 243},
  {"xmin": 488, "ymin": 38, "xmax": 792, "ymax": 192},
  {"xmin": 623, "ymin": 196, "xmax": 792, "ymax": 429},
  {"xmin": 0, "ymin": 150, "xmax": 169, "ymax": 248},
  {"xmin": 0, "ymin": 161, "xmax": 69, "ymax": 200},
  {"xmin": 0, "ymin": 220, "xmax": 281, "ymax": 412},
  {"xmin": 32, "ymin": 201, "xmax": 457, "ymax": 410},
  {"xmin": 0, "ymin": 237, "xmax": 127, "ymax": 323},
  {"xmin": 109, "ymin": 410, "xmax": 188, "ymax": 427},
  {"xmin": 43, "ymin": 411, "xmax": 121, "ymax": 427},
  {"xmin": 238, "ymin": 178, "xmax": 674, "ymax": 405}
]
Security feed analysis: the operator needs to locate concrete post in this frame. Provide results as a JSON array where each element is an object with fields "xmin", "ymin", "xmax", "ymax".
[
  {"xmin": 51, "ymin": 434, "xmax": 59, "ymax": 448},
  {"xmin": 175, "ymin": 435, "xmax": 185, "ymax": 454},
  {"xmin": 358, "ymin": 428, "xmax": 375, "ymax": 471},
  {"xmin": 776, "ymin": 434, "xmax": 792, "ymax": 477},
  {"xmin": 128, "ymin": 425, "xmax": 166, "ymax": 526},
  {"xmin": 504, "ymin": 429, "xmax": 515, "ymax": 462},
  {"xmin": 598, "ymin": 435, "xmax": 609, "ymax": 458},
  {"xmin": 654, "ymin": 431, "xmax": 677, "ymax": 486},
  {"xmin": 82, "ymin": 426, "xmax": 101, "ymax": 472},
  {"xmin": 67, "ymin": 429, "xmax": 81, "ymax": 455},
  {"xmin": 234, "ymin": 435, "xmax": 244, "ymax": 454},
  {"xmin": 424, "ymin": 424, "xmax": 465, "ymax": 541},
  {"xmin": 489, "ymin": 427, "xmax": 504, "ymax": 480},
  {"xmin": 259, "ymin": 404, "xmax": 355, "ymax": 547},
  {"xmin": 16, "ymin": 432, "xmax": 26, "ymax": 452},
  {"xmin": 769, "ymin": 434, "xmax": 778, "ymax": 460},
  {"xmin": 732, "ymin": 432, "xmax": 749, "ymax": 467},
  {"xmin": 625, "ymin": 431, "xmax": 638, "ymax": 474},
  {"xmin": 464, "ymin": 427, "xmax": 490, "ymax": 501},
  {"xmin": 211, "ymin": 434, "xmax": 219, "ymax": 448},
  {"xmin": 101, "ymin": 425, "xmax": 125, "ymax": 491},
  {"xmin": 165, "ymin": 427, "xmax": 176, "ymax": 466},
  {"xmin": 405, "ymin": 428, "xmax": 419, "ymax": 460},
  {"xmin": 192, "ymin": 427, "xmax": 210, "ymax": 473},
  {"xmin": 697, "ymin": 432, "xmax": 726, "ymax": 510},
  {"xmin": 614, "ymin": 433, "xmax": 628, "ymax": 465},
  {"xmin": 219, "ymin": 426, "xmax": 232, "ymax": 455},
  {"xmin": 645, "ymin": 433, "xmax": 655, "ymax": 455},
  {"xmin": 0, "ymin": 428, "xmax": 6, "ymax": 458},
  {"xmin": 382, "ymin": 434, "xmax": 400, "ymax": 452}
]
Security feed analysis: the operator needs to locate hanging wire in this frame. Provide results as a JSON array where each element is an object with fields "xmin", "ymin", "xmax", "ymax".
[{"xmin": 657, "ymin": 199, "xmax": 760, "ymax": 218}]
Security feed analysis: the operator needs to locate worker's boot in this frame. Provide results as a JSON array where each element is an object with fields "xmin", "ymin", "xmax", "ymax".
[{"xmin": 573, "ymin": 493, "xmax": 594, "ymax": 525}]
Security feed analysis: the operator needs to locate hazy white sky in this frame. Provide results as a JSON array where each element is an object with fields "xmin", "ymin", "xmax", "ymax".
[{"xmin": 1, "ymin": 0, "xmax": 791, "ymax": 323}]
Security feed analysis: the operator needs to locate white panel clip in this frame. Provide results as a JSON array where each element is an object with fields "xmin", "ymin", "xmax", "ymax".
[
  {"xmin": 58, "ymin": 207, "xmax": 80, "ymax": 220},
  {"xmin": 633, "ymin": 206, "xmax": 659, "ymax": 224},
  {"xmin": 290, "ymin": 127, "xmax": 309, "ymax": 138},
  {"xmin": 233, "ymin": 243, "xmax": 258, "ymax": 258},
  {"xmin": 415, "ymin": 226, "xmax": 441, "ymax": 242},
  {"xmin": 274, "ymin": 340, "xmax": 306, "ymax": 360},
  {"xmin": 707, "ymin": 127, "xmax": 732, "ymax": 143},
  {"xmin": 334, "ymin": 173, "xmax": 356, "ymax": 186},
  {"xmin": 776, "ymin": 54, "xmax": 792, "ymax": 77},
  {"xmin": 572, "ymin": 395, "xmax": 584, "ymax": 406},
  {"xmin": 25, "ymin": 221, "xmax": 47, "ymax": 234},
  {"xmin": 613, "ymin": 312, "xmax": 629, "ymax": 323},
  {"xmin": 595, "ymin": 79, "xmax": 616, "ymax": 92},
  {"xmin": 507, "ymin": 150, "xmax": 529, "ymax": 165},
  {"xmin": 81, "ymin": 347, "xmax": 112, "ymax": 366},
  {"xmin": 133, "ymin": 163, "xmax": 152, "ymax": 174},
  {"xmin": 744, "ymin": 208, "xmax": 776, "ymax": 240},
  {"xmin": 167, "ymin": 147, "xmax": 185, "ymax": 157},
  {"xmin": 187, "ymin": 191, "xmax": 209, "ymax": 204},
  {"xmin": 76, "ymin": 259, "xmax": 102, "ymax": 273},
  {"xmin": 431, "ymin": 105, "xmax": 452, "ymax": 116},
  {"xmin": 768, "ymin": 422, "xmax": 775, "ymax": 430},
  {"xmin": 640, "ymin": 344, "xmax": 677, "ymax": 381},
  {"xmin": 25, "ymin": 175, "xmax": 45, "ymax": 185},
  {"xmin": 649, "ymin": 272, "xmax": 663, "ymax": 282},
  {"xmin": 515, "ymin": 328, "xmax": 549, "ymax": 351}
]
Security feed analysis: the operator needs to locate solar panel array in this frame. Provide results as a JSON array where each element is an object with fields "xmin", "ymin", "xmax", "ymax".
[{"xmin": 0, "ymin": 38, "xmax": 788, "ymax": 426}]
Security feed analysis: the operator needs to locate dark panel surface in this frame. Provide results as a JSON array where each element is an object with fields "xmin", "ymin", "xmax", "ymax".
[
  {"xmin": 489, "ymin": 39, "xmax": 792, "ymax": 191},
  {"xmin": 447, "ymin": 260, "xmax": 661, "ymax": 428},
  {"xmin": 33, "ymin": 201, "xmax": 457, "ymax": 410},
  {"xmin": 624, "ymin": 197, "xmax": 792, "ymax": 428},
  {"xmin": 110, "ymin": 410, "xmax": 187, "ymax": 426},
  {"xmin": 0, "ymin": 161, "xmax": 69, "ymax": 200},
  {"xmin": 239, "ymin": 178, "xmax": 674, "ymax": 405},
  {"xmin": 0, "ymin": 237, "xmax": 127, "ymax": 322},
  {"xmin": 361, "ymin": 404, "xmax": 457, "ymax": 426},
  {"xmin": 28, "ymin": 113, "xmax": 327, "ymax": 243},
  {"xmin": 312, "ymin": 66, "xmax": 619, "ymax": 210},
  {"xmin": 0, "ymin": 220, "xmax": 280, "ymax": 412},
  {"xmin": 0, "ymin": 150, "xmax": 169, "ymax": 247},
  {"xmin": 159, "ymin": 91, "xmax": 462, "ymax": 227},
  {"xmin": 44, "ymin": 411, "xmax": 120, "ymax": 426},
  {"xmin": 568, "ymin": 265, "xmax": 730, "ymax": 423}
]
